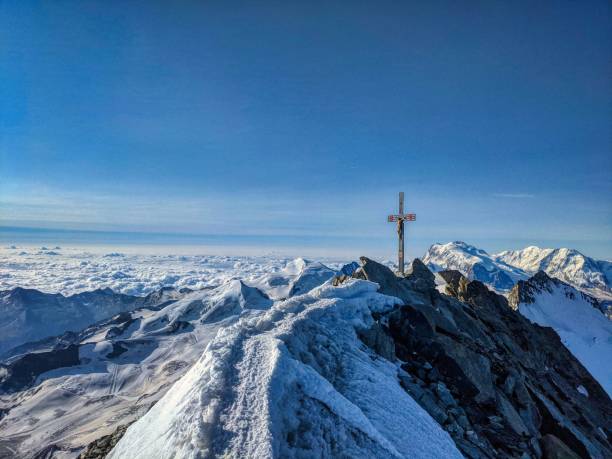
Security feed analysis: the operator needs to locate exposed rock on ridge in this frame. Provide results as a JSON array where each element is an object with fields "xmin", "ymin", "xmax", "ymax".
[
  {"xmin": 354, "ymin": 257, "xmax": 612, "ymax": 459},
  {"xmin": 508, "ymin": 271, "xmax": 603, "ymax": 314}
]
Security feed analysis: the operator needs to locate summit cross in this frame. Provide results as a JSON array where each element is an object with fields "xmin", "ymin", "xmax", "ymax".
[{"xmin": 387, "ymin": 191, "xmax": 416, "ymax": 276}]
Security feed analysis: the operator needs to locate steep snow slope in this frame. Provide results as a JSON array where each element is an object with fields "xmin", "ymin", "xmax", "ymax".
[
  {"xmin": 423, "ymin": 241, "xmax": 527, "ymax": 291},
  {"xmin": 509, "ymin": 273, "xmax": 612, "ymax": 397},
  {"xmin": 109, "ymin": 279, "xmax": 462, "ymax": 459}
]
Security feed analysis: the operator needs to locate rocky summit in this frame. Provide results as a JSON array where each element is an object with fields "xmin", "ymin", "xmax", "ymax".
[{"xmin": 351, "ymin": 257, "xmax": 612, "ymax": 459}]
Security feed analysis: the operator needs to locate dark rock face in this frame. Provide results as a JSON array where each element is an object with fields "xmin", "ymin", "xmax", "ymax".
[
  {"xmin": 541, "ymin": 434, "xmax": 582, "ymax": 459},
  {"xmin": 357, "ymin": 322, "xmax": 395, "ymax": 361},
  {"xmin": 358, "ymin": 257, "xmax": 431, "ymax": 306},
  {"xmin": 0, "ymin": 345, "xmax": 80, "ymax": 392},
  {"xmin": 355, "ymin": 258, "xmax": 612, "ymax": 459},
  {"xmin": 77, "ymin": 422, "xmax": 133, "ymax": 458}
]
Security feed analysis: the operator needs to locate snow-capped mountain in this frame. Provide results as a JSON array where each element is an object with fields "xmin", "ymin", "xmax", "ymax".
[
  {"xmin": 509, "ymin": 272, "xmax": 612, "ymax": 397},
  {"xmin": 496, "ymin": 246, "xmax": 612, "ymax": 299},
  {"xmin": 422, "ymin": 241, "xmax": 528, "ymax": 291},
  {"xmin": 423, "ymin": 242, "xmax": 612, "ymax": 308}
]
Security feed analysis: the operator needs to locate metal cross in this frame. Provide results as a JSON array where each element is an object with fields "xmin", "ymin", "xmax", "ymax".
[{"xmin": 387, "ymin": 192, "xmax": 416, "ymax": 275}]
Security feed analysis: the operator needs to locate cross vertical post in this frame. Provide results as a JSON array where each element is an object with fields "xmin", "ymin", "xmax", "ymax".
[
  {"xmin": 398, "ymin": 192, "xmax": 404, "ymax": 275},
  {"xmin": 387, "ymin": 192, "xmax": 416, "ymax": 277}
]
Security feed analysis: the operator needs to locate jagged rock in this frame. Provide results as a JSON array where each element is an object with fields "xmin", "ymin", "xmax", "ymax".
[
  {"xmin": 0, "ymin": 345, "xmax": 80, "ymax": 393},
  {"xmin": 332, "ymin": 274, "xmax": 349, "ymax": 286},
  {"xmin": 399, "ymin": 372, "xmax": 426, "ymax": 401},
  {"xmin": 358, "ymin": 257, "xmax": 429, "ymax": 305},
  {"xmin": 435, "ymin": 382, "xmax": 457, "ymax": 408},
  {"xmin": 78, "ymin": 422, "xmax": 133, "ymax": 458},
  {"xmin": 404, "ymin": 258, "xmax": 436, "ymax": 292},
  {"xmin": 508, "ymin": 271, "xmax": 554, "ymax": 308},
  {"xmin": 359, "ymin": 256, "xmax": 612, "ymax": 459},
  {"xmin": 419, "ymin": 393, "xmax": 448, "ymax": 425},
  {"xmin": 438, "ymin": 269, "xmax": 469, "ymax": 297},
  {"xmin": 496, "ymin": 391, "xmax": 529, "ymax": 436},
  {"xmin": 541, "ymin": 434, "xmax": 581, "ymax": 459},
  {"xmin": 357, "ymin": 322, "xmax": 395, "ymax": 361}
]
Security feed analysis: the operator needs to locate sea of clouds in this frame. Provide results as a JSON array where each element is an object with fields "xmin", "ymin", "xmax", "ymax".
[{"xmin": 0, "ymin": 245, "xmax": 351, "ymax": 296}]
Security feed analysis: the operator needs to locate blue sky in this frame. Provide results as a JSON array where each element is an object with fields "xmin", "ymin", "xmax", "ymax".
[{"xmin": 1, "ymin": 1, "xmax": 611, "ymax": 259}]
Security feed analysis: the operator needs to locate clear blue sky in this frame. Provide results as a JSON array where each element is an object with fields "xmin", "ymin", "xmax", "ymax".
[{"xmin": 1, "ymin": 1, "xmax": 611, "ymax": 259}]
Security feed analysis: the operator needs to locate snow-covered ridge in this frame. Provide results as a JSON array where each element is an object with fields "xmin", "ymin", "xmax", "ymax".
[
  {"xmin": 108, "ymin": 278, "xmax": 461, "ymax": 459},
  {"xmin": 0, "ymin": 257, "xmax": 463, "ymax": 458},
  {"xmin": 0, "ymin": 258, "xmax": 357, "ymax": 457}
]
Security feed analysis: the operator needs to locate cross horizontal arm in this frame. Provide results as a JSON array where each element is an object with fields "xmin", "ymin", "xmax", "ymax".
[{"xmin": 387, "ymin": 214, "xmax": 416, "ymax": 222}]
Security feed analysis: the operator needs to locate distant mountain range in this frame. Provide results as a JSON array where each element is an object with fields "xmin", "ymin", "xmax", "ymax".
[{"xmin": 423, "ymin": 241, "xmax": 611, "ymax": 312}]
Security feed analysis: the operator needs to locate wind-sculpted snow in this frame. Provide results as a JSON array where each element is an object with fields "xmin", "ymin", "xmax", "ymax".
[{"xmin": 108, "ymin": 279, "xmax": 462, "ymax": 459}]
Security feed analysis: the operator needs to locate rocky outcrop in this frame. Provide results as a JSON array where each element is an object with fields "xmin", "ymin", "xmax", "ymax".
[
  {"xmin": 0, "ymin": 345, "xmax": 80, "ymax": 393},
  {"xmin": 354, "ymin": 258, "xmax": 612, "ymax": 459},
  {"xmin": 78, "ymin": 422, "xmax": 134, "ymax": 459}
]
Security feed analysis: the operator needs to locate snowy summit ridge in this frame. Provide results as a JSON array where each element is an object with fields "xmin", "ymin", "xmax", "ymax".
[{"xmin": 108, "ymin": 273, "xmax": 461, "ymax": 459}]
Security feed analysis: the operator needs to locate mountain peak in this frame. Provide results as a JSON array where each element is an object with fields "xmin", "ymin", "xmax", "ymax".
[{"xmin": 425, "ymin": 241, "xmax": 611, "ymax": 305}]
